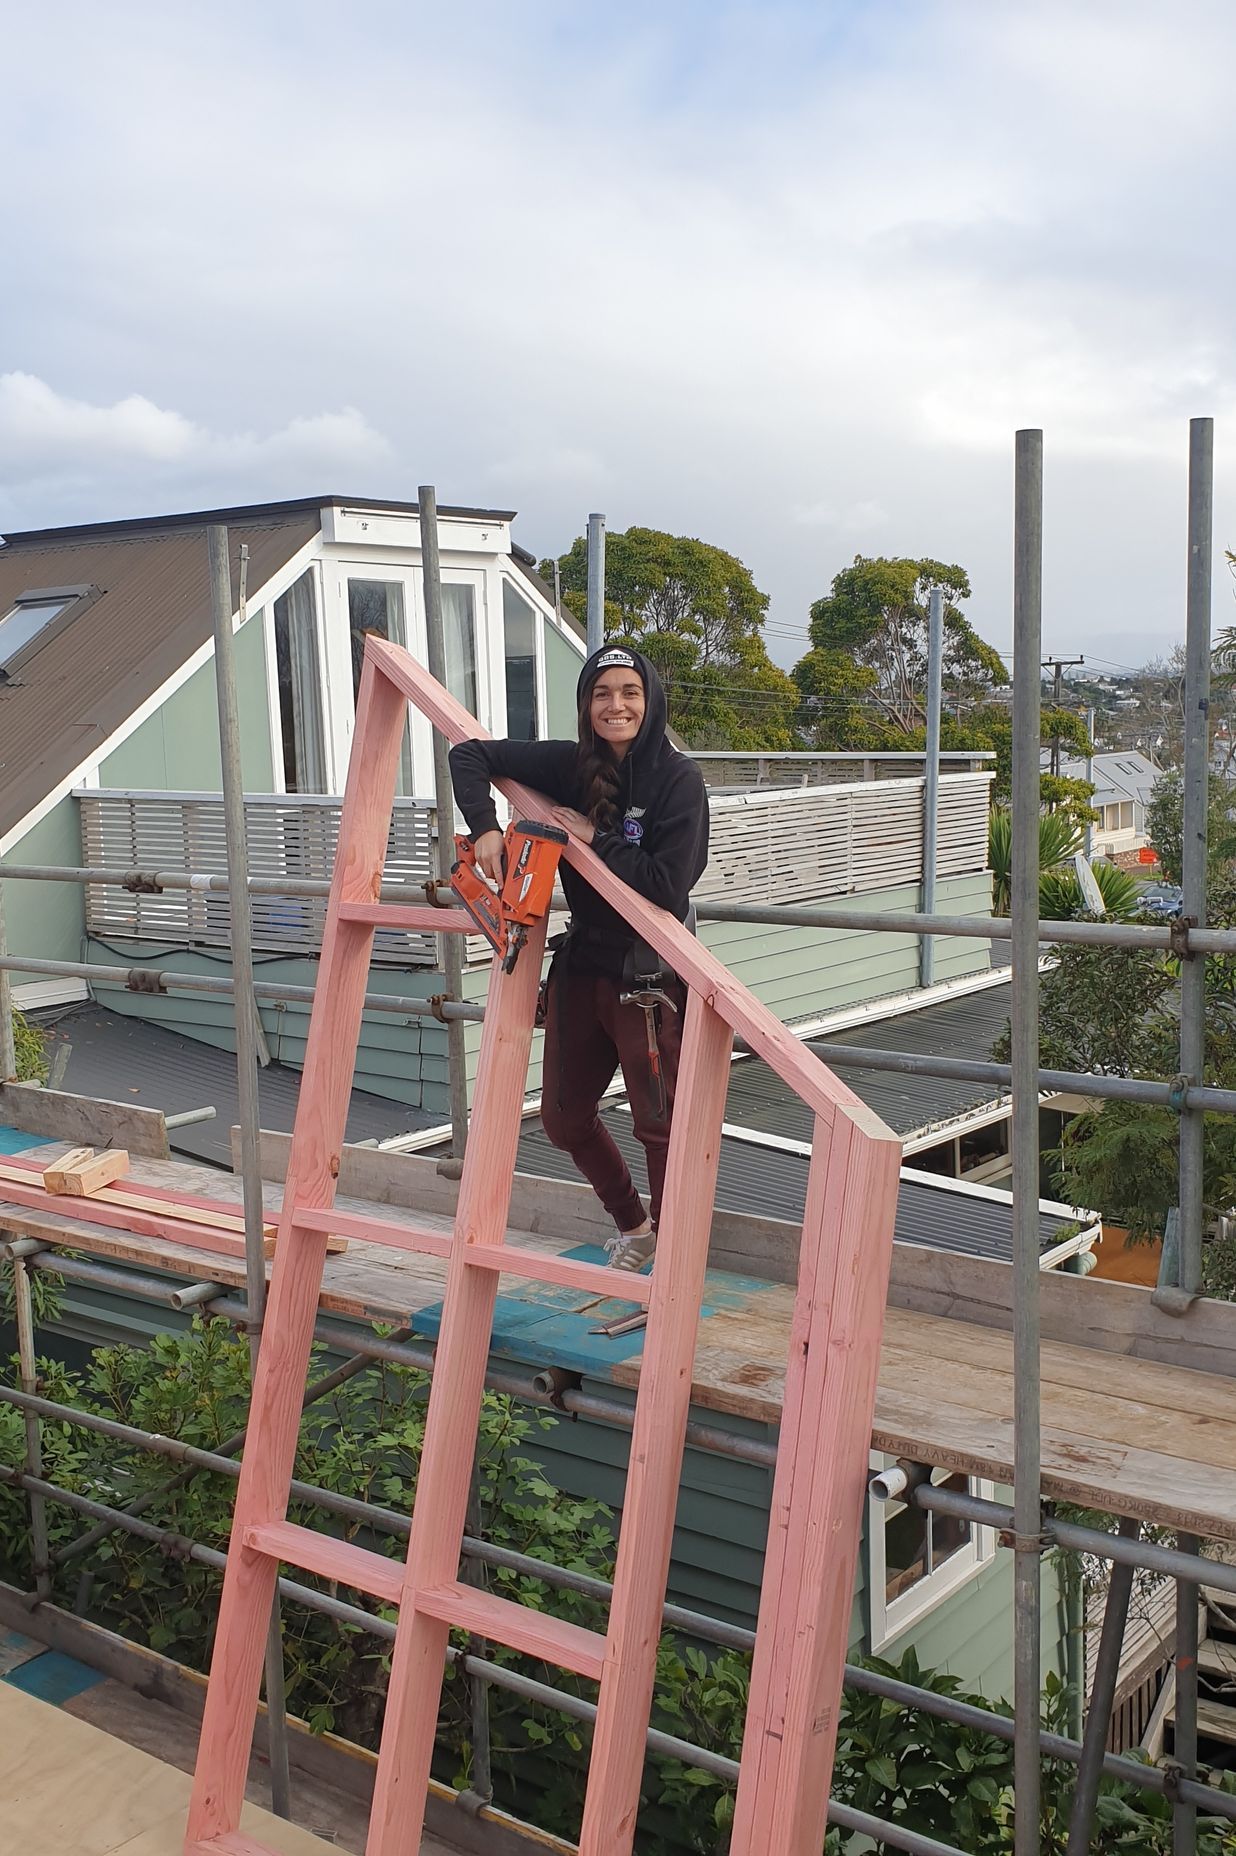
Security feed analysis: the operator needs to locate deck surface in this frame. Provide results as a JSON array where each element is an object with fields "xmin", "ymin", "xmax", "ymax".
[
  {"xmin": 0, "ymin": 1682, "xmax": 348, "ymax": 1856},
  {"xmin": 4, "ymin": 1149, "xmax": 1236, "ymax": 1544}
]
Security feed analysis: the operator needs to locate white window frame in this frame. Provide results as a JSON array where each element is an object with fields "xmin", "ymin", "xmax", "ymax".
[
  {"xmin": 498, "ymin": 571, "xmax": 547, "ymax": 742},
  {"xmin": 261, "ymin": 560, "xmax": 332, "ymax": 795},
  {"xmin": 867, "ymin": 1453, "xmax": 996, "ymax": 1651}
]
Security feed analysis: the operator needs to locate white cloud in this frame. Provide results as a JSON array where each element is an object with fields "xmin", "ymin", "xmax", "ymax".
[
  {"xmin": 0, "ymin": 0, "xmax": 1234, "ymax": 666},
  {"xmin": 0, "ymin": 375, "xmax": 394, "ymax": 510}
]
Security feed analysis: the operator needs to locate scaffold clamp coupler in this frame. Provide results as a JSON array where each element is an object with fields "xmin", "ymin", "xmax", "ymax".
[
  {"xmin": 1170, "ymin": 915, "xmax": 1196, "ymax": 960},
  {"xmin": 998, "ymin": 1527, "xmax": 1050, "ymax": 1554},
  {"xmin": 126, "ymin": 967, "xmax": 167, "ymax": 994},
  {"xmin": 122, "ymin": 870, "xmax": 164, "ymax": 894},
  {"xmin": 428, "ymin": 992, "xmax": 453, "ymax": 1023},
  {"xmin": 1167, "ymin": 1073, "xmax": 1191, "ymax": 1114}
]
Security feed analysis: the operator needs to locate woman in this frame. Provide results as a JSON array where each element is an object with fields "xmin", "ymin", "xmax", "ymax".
[{"xmin": 448, "ymin": 645, "xmax": 710, "ymax": 1271}]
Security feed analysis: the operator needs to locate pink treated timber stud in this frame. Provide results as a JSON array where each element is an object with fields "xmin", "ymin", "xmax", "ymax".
[{"xmin": 184, "ymin": 636, "xmax": 901, "ymax": 1856}]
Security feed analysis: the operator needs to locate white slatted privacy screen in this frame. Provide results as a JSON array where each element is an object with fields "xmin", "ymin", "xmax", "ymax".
[
  {"xmin": 697, "ymin": 772, "xmax": 994, "ymax": 906},
  {"xmin": 79, "ymin": 790, "xmax": 440, "ymax": 964},
  {"xmin": 78, "ymin": 770, "xmax": 993, "ymax": 962}
]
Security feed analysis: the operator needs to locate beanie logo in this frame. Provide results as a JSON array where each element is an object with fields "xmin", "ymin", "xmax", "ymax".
[{"xmin": 595, "ymin": 649, "xmax": 636, "ymax": 671}]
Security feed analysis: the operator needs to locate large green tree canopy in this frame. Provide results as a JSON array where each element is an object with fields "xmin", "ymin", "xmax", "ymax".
[
  {"xmin": 541, "ymin": 527, "xmax": 800, "ymax": 749},
  {"xmin": 794, "ymin": 556, "xmax": 1008, "ymax": 742}
]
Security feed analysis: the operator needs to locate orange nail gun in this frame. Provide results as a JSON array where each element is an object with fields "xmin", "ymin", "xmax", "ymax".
[{"xmin": 451, "ymin": 819, "xmax": 568, "ymax": 974}]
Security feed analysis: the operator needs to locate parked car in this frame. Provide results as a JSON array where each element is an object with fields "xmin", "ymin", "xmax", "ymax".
[{"xmin": 1137, "ymin": 883, "xmax": 1183, "ymax": 919}]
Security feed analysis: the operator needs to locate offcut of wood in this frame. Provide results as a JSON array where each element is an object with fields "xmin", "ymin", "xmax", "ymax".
[
  {"xmin": 41, "ymin": 1146, "xmax": 130, "ymax": 1196},
  {"xmin": 0, "ymin": 1159, "xmax": 346, "ymax": 1260}
]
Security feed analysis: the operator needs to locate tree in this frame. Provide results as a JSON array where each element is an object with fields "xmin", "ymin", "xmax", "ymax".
[
  {"xmin": 1146, "ymin": 770, "xmax": 1236, "ymax": 883},
  {"xmin": 1020, "ymin": 874, "xmax": 1236, "ymax": 1297},
  {"xmin": 796, "ymin": 556, "xmax": 1008, "ymax": 737},
  {"xmin": 542, "ymin": 528, "xmax": 801, "ymax": 749},
  {"xmin": 972, "ymin": 706, "xmax": 1097, "ymax": 829}
]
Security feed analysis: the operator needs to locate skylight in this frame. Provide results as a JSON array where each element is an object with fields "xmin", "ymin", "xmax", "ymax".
[{"xmin": 0, "ymin": 584, "xmax": 95, "ymax": 674}]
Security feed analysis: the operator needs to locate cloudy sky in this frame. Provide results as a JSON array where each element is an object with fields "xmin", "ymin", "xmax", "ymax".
[{"xmin": 3, "ymin": 0, "xmax": 1234, "ymax": 672}]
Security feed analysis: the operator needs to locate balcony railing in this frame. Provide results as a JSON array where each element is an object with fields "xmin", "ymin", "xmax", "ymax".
[
  {"xmin": 79, "ymin": 789, "xmax": 441, "ymax": 963},
  {"xmin": 78, "ymin": 770, "xmax": 994, "ymax": 962},
  {"xmin": 690, "ymin": 749, "xmax": 994, "ymax": 789},
  {"xmin": 698, "ymin": 771, "xmax": 993, "ymax": 906}
]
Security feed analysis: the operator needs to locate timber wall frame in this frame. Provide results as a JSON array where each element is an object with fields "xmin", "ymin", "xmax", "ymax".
[{"xmin": 183, "ymin": 636, "xmax": 903, "ymax": 1856}]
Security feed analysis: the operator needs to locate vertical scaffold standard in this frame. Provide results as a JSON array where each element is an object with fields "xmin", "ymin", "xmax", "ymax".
[{"xmin": 183, "ymin": 634, "xmax": 901, "ymax": 1856}]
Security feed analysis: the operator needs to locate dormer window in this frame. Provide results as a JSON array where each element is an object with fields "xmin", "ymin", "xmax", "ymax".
[{"xmin": 0, "ymin": 583, "xmax": 99, "ymax": 676}]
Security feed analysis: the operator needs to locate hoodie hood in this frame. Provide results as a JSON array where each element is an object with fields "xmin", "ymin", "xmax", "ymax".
[{"xmin": 576, "ymin": 644, "xmax": 668, "ymax": 770}]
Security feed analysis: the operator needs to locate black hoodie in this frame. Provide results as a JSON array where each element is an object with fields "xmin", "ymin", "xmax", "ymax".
[{"xmin": 447, "ymin": 646, "xmax": 709, "ymax": 975}]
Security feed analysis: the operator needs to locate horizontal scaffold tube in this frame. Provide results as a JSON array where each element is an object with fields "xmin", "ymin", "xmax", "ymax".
[
  {"xmin": 0, "ymin": 952, "xmax": 484, "ymax": 1023},
  {"xmin": 7, "ymin": 860, "xmax": 1236, "ymax": 955},
  {"xmin": 4, "ymin": 943, "xmax": 1233, "ymax": 1115},
  {"xmin": 697, "ymin": 897, "xmax": 1236, "ymax": 956}
]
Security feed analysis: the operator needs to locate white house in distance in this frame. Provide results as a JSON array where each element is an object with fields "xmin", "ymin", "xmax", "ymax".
[{"xmin": 1050, "ymin": 748, "xmax": 1161, "ymax": 865}]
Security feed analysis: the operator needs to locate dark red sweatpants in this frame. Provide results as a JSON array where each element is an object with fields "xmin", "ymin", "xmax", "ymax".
[{"xmin": 540, "ymin": 967, "xmax": 687, "ymax": 1233}]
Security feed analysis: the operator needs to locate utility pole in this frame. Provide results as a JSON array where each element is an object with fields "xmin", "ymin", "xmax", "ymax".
[{"xmin": 1042, "ymin": 654, "xmax": 1085, "ymax": 780}]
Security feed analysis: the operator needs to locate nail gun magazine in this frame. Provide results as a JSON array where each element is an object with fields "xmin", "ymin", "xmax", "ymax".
[{"xmin": 450, "ymin": 819, "xmax": 568, "ymax": 973}]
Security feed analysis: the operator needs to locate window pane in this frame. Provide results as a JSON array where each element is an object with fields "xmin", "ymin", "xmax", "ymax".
[
  {"xmin": 348, "ymin": 579, "xmax": 406, "ymax": 698},
  {"xmin": 882, "ymin": 1498, "xmax": 930, "ymax": 1603},
  {"xmin": 443, "ymin": 584, "xmax": 478, "ymax": 716},
  {"xmin": 0, "ymin": 597, "xmax": 72, "ymax": 668},
  {"xmin": 925, "ymin": 1471, "xmax": 971, "ymax": 1575},
  {"xmin": 273, "ymin": 572, "xmax": 326, "ymax": 793},
  {"xmin": 347, "ymin": 579, "xmax": 412, "ymax": 793},
  {"xmin": 503, "ymin": 580, "xmax": 539, "ymax": 740}
]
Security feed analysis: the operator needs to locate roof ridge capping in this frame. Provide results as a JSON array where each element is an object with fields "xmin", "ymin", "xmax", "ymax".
[{"xmin": 1, "ymin": 494, "xmax": 518, "ymax": 548}]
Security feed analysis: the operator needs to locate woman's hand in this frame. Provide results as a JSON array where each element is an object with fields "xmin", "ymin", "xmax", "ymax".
[
  {"xmin": 549, "ymin": 805, "xmax": 595, "ymax": 845},
  {"xmin": 472, "ymin": 830, "xmax": 506, "ymax": 885}
]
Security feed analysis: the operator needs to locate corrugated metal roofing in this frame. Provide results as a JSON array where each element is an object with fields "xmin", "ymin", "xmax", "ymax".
[
  {"xmin": 0, "ymin": 513, "xmax": 318, "ymax": 841},
  {"xmin": 41, "ymin": 1005, "xmax": 432, "ymax": 1167},
  {"xmin": 514, "ymin": 1111, "xmax": 1073, "ymax": 1263},
  {"xmin": 725, "ymin": 982, "xmax": 1013, "ymax": 1145}
]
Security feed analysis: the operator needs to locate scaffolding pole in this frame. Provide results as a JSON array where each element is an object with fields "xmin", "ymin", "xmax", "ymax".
[
  {"xmin": 920, "ymin": 585, "xmax": 944, "ymax": 989},
  {"xmin": 1011, "ymin": 428, "xmax": 1044, "ymax": 1856},
  {"xmin": 1174, "ymin": 418, "xmax": 1214, "ymax": 1856},
  {"xmin": 418, "ymin": 485, "xmax": 470, "ymax": 1166},
  {"xmin": 206, "ymin": 524, "xmax": 292, "ymax": 1820},
  {"xmin": 0, "ymin": 880, "xmax": 15, "ymax": 1083}
]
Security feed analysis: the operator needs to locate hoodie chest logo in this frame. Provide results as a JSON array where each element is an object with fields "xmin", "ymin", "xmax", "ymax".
[{"xmin": 623, "ymin": 806, "xmax": 646, "ymax": 843}]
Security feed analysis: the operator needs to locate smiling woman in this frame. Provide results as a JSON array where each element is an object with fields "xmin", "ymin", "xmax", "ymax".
[{"xmin": 449, "ymin": 644, "xmax": 710, "ymax": 1272}]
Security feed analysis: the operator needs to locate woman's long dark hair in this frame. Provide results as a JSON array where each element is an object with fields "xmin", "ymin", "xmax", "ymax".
[{"xmin": 576, "ymin": 696, "xmax": 623, "ymax": 833}]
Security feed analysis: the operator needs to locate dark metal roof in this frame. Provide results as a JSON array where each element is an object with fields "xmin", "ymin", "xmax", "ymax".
[
  {"xmin": 0, "ymin": 514, "xmax": 318, "ymax": 841},
  {"xmin": 724, "ymin": 982, "xmax": 1013, "ymax": 1145},
  {"xmin": 514, "ymin": 1111, "xmax": 1075, "ymax": 1264},
  {"xmin": 1, "ymin": 494, "xmax": 516, "ymax": 548},
  {"xmin": 39, "ymin": 1005, "xmax": 432, "ymax": 1167}
]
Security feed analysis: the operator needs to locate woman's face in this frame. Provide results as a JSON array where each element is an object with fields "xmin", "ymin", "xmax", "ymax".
[{"xmin": 589, "ymin": 667, "xmax": 646, "ymax": 758}]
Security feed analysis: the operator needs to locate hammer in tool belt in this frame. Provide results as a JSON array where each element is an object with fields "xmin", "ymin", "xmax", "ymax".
[{"xmin": 620, "ymin": 943, "xmax": 678, "ymax": 1123}]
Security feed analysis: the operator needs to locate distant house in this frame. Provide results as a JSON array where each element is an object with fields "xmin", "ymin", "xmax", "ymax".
[{"xmin": 1049, "ymin": 748, "xmax": 1160, "ymax": 863}]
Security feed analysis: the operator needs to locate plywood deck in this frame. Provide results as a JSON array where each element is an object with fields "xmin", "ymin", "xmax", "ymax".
[
  {"xmin": 4, "ymin": 1146, "xmax": 1236, "ymax": 1545},
  {"xmin": 0, "ymin": 1682, "xmax": 343, "ymax": 1856}
]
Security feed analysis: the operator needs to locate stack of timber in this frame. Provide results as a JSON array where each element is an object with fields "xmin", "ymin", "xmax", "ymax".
[{"xmin": 0, "ymin": 1150, "xmax": 345, "ymax": 1264}]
